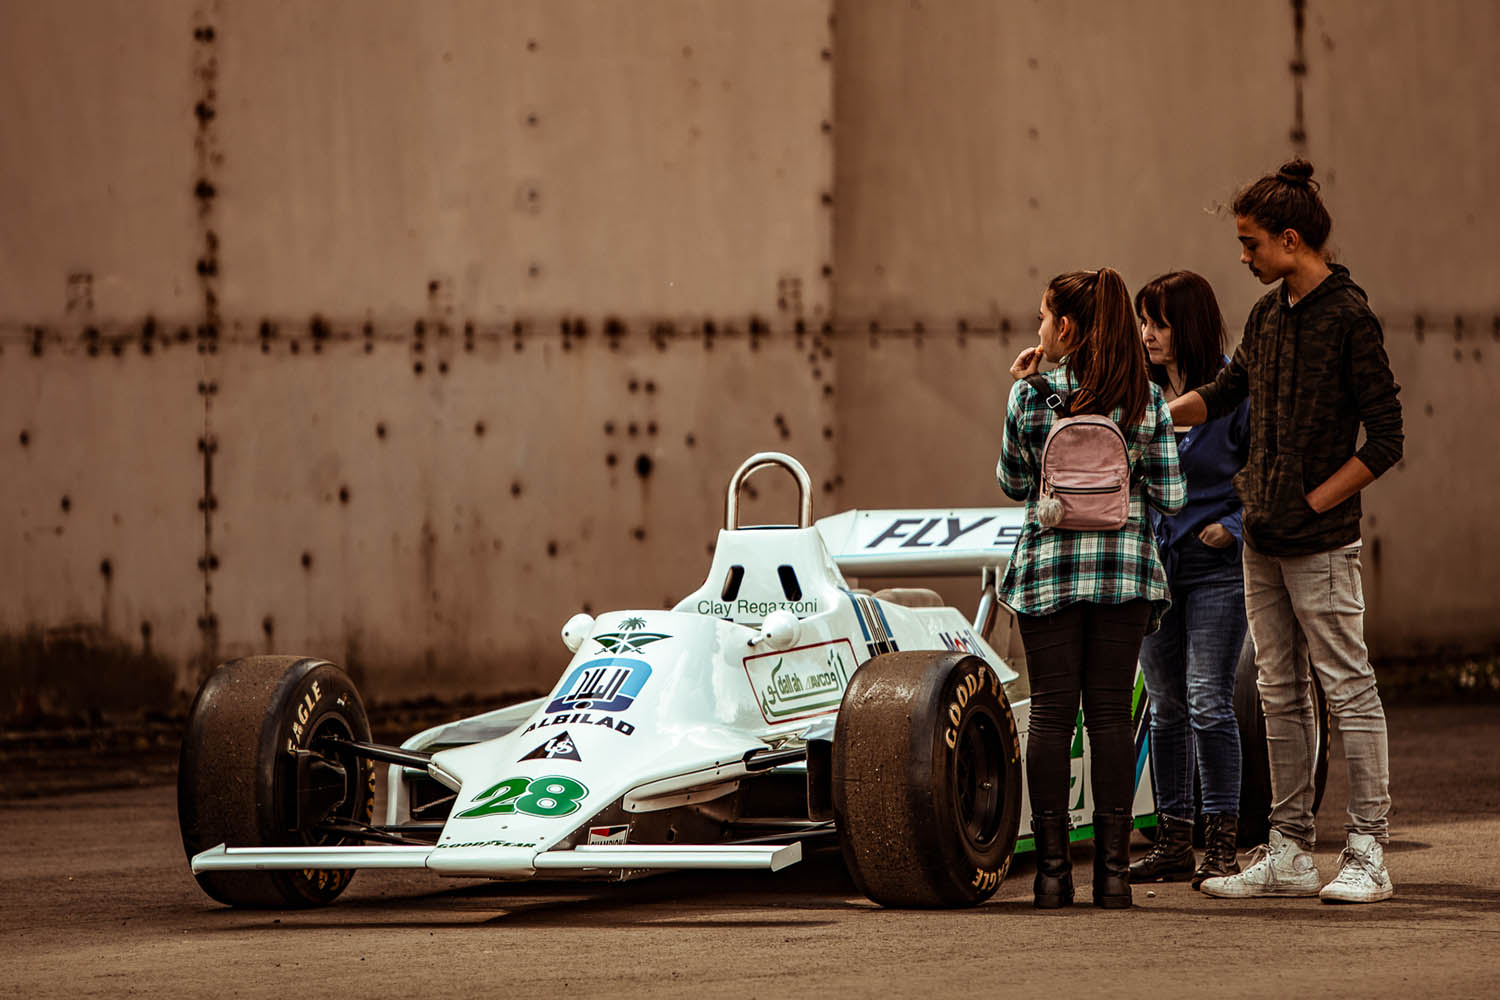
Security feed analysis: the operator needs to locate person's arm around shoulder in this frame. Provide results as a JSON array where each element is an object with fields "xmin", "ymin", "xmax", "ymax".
[
  {"xmin": 1145, "ymin": 388, "xmax": 1186, "ymax": 515},
  {"xmin": 997, "ymin": 376, "xmax": 1039, "ymax": 502}
]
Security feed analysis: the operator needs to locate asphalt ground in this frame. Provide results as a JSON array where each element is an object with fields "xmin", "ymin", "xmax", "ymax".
[{"xmin": 2, "ymin": 703, "xmax": 1497, "ymax": 999}]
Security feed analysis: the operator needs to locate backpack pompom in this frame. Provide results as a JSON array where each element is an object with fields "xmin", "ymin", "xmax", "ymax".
[{"xmin": 1037, "ymin": 496, "xmax": 1065, "ymax": 528}]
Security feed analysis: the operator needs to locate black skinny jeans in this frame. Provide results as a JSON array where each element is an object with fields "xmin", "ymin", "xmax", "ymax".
[{"xmin": 1018, "ymin": 599, "xmax": 1151, "ymax": 816}]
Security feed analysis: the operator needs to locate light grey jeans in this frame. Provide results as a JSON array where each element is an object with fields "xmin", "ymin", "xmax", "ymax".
[{"xmin": 1243, "ymin": 541, "xmax": 1391, "ymax": 846}]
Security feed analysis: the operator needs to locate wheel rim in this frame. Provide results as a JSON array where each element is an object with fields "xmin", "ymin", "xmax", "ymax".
[
  {"xmin": 953, "ymin": 707, "xmax": 1004, "ymax": 848},
  {"xmin": 298, "ymin": 712, "xmax": 365, "ymax": 844}
]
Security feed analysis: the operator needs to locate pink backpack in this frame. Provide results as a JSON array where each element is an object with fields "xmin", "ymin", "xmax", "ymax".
[{"xmin": 1023, "ymin": 374, "xmax": 1132, "ymax": 531}]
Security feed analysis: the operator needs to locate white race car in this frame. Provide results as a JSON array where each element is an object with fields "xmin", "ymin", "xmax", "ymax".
[{"xmin": 179, "ymin": 452, "xmax": 1263, "ymax": 910}]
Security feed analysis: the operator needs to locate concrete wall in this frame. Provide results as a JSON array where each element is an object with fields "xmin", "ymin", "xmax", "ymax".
[{"xmin": 2, "ymin": 0, "xmax": 1496, "ymax": 720}]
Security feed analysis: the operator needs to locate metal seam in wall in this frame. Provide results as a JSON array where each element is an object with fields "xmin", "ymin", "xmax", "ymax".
[
  {"xmin": 192, "ymin": 2, "xmax": 222, "ymax": 676},
  {"xmin": 1290, "ymin": 0, "xmax": 1309, "ymax": 151}
]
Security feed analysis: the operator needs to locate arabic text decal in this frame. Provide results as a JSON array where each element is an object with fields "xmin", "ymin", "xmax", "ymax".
[
  {"xmin": 546, "ymin": 657, "xmax": 653, "ymax": 715},
  {"xmin": 743, "ymin": 639, "xmax": 856, "ymax": 724}
]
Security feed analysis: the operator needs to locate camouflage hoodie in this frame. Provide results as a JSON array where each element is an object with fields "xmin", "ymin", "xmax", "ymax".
[{"xmin": 1196, "ymin": 264, "xmax": 1403, "ymax": 556}]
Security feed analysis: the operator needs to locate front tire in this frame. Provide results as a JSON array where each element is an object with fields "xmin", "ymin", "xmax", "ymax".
[
  {"xmin": 833, "ymin": 651, "xmax": 1022, "ymax": 907},
  {"xmin": 177, "ymin": 656, "xmax": 375, "ymax": 908}
]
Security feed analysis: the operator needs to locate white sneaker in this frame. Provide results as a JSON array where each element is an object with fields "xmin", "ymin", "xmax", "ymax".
[
  {"xmin": 1200, "ymin": 829, "xmax": 1321, "ymax": 898},
  {"xmin": 1319, "ymin": 833, "xmax": 1394, "ymax": 904}
]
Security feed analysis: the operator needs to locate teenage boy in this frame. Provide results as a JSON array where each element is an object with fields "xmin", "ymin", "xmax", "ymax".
[{"xmin": 1168, "ymin": 159, "xmax": 1404, "ymax": 904}]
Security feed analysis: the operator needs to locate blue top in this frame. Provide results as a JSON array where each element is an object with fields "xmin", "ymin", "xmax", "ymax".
[{"xmin": 1150, "ymin": 374, "xmax": 1250, "ymax": 576}]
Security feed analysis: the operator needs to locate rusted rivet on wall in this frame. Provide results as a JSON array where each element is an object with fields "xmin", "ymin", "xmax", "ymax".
[
  {"xmin": 635, "ymin": 454, "xmax": 653, "ymax": 478},
  {"xmin": 262, "ymin": 616, "xmax": 274, "ymax": 636},
  {"xmin": 474, "ymin": 420, "xmax": 486, "ymax": 436},
  {"xmin": 99, "ymin": 558, "xmax": 112, "ymax": 579},
  {"xmin": 376, "ymin": 422, "xmax": 387, "ymax": 439},
  {"xmin": 338, "ymin": 486, "xmax": 350, "ymax": 504},
  {"xmin": 547, "ymin": 540, "xmax": 558, "ymax": 557},
  {"xmin": 60, "ymin": 495, "xmax": 71, "ymax": 513},
  {"xmin": 19, "ymin": 430, "xmax": 30, "ymax": 446},
  {"xmin": 632, "ymin": 527, "xmax": 646, "ymax": 541},
  {"xmin": 301, "ymin": 551, "xmax": 313, "ymax": 569},
  {"xmin": 511, "ymin": 481, "xmax": 522, "ymax": 497}
]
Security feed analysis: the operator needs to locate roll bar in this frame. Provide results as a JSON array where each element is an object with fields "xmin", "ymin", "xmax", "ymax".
[{"xmin": 725, "ymin": 452, "xmax": 814, "ymax": 530}]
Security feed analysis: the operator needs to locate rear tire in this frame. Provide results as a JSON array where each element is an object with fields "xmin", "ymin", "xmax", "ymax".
[
  {"xmin": 177, "ymin": 656, "xmax": 375, "ymax": 908},
  {"xmin": 833, "ymin": 651, "xmax": 1022, "ymax": 907}
]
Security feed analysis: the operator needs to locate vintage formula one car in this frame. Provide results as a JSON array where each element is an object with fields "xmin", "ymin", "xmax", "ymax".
[{"xmin": 178, "ymin": 451, "xmax": 1325, "ymax": 909}]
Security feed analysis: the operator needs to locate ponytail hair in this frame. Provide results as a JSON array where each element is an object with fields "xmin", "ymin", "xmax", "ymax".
[
  {"xmin": 1046, "ymin": 267, "xmax": 1149, "ymax": 425},
  {"xmin": 1231, "ymin": 158, "xmax": 1332, "ymax": 252}
]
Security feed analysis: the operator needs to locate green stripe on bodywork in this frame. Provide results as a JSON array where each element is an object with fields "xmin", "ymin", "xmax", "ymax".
[{"xmin": 1013, "ymin": 813, "xmax": 1157, "ymax": 854}]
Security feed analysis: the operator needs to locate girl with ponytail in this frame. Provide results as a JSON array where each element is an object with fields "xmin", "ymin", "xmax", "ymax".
[{"xmin": 997, "ymin": 267, "xmax": 1185, "ymax": 911}]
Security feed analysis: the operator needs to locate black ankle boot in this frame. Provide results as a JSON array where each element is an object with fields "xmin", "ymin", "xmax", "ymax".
[
  {"xmin": 1092, "ymin": 810, "xmax": 1133, "ymax": 909},
  {"xmin": 1192, "ymin": 813, "xmax": 1240, "ymax": 889},
  {"xmin": 1031, "ymin": 810, "xmax": 1074, "ymax": 909},
  {"xmin": 1128, "ymin": 812, "xmax": 1196, "ymax": 882}
]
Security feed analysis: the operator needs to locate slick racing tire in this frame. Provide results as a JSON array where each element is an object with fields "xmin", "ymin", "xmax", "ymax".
[
  {"xmin": 1233, "ymin": 637, "xmax": 1330, "ymax": 847},
  {"xmin": 833, "ymin": 651, "xmax": 1022, "ymax": 908},
  {"xmin": 178, "ymin": 656, "xmax": 375, "ymax": 908}
]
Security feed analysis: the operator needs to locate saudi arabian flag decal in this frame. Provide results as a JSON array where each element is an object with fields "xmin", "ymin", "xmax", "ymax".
[{"xmin": 592, "ymin": 617, "xmax": 671, "ymax": 655}]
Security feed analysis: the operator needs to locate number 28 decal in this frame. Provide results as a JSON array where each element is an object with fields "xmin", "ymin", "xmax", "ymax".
[{"xmin": 455, "ymin": 775, "xmax": 589, "ymax": 819}]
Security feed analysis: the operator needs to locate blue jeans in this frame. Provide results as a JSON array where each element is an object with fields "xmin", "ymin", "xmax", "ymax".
[{"xmin": 1139, "ymin": 536, "xmax": 1246, "ymax": 818}]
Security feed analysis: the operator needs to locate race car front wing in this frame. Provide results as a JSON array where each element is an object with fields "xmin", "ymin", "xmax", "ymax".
[{"xmin": 190, "ymin": 841, "xmax": 803, "ymax": 876}]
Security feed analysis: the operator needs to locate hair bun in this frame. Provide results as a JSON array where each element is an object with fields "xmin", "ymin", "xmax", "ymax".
[{"xmin": 1276, "ymin": 158, "xmax": 1316, "ymax": 186}]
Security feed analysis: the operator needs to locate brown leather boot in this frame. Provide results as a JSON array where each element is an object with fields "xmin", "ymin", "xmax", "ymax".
[
  {"xmin": 1129, "ymin": 812, "xmax": 1196, "ymax": 882},
  {"xmin": 1193, "ymin": 813, "xmax": 1240, "ymax": 889}
]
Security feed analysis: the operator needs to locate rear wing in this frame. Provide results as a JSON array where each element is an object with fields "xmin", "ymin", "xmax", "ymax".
[{"xmin": 815, "ymin": 508, "xmax": 1026, "ymax": 578}]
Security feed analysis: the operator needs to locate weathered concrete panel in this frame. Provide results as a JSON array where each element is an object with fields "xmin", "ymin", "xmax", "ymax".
[
  {"xmin": 1359, "ymin": 329, "xmax": 1496, "ymax": 654},
  {"xmin": 832, "ymin": 0, "xmax": 1296, "ymax": 334},
  {"xmin": 216, "ymin": 0, "xmax": 834, "ymax": 321},
  {"xmin": 1303, "ymin": 0, "xmax": 1500, "ymax": 311},
  {"xmin": 0, "ymin": 337, "xmax": 204, "ymax": 715},
  {"xmin": 204, "ymin": 329, "xmax": 836, "ymax": 701},
  {"xmin": 0, "ymin": 0, "xmax": 201, "ymax": 325}
]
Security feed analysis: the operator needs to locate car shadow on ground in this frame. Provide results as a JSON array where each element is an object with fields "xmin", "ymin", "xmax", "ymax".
[{"xmin": 194, "ymin": 846, "xmax": 1051, "ymax": 930}]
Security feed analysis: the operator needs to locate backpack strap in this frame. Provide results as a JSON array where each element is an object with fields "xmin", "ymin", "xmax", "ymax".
[{"xmin": 1023, "ymin": 373, "xmax": 1072, "ymax": 416}]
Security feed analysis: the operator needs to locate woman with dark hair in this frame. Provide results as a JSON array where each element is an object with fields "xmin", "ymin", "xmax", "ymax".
[
  {"xmin": 998, "ymin": 267, "xmax": 1185, "ymax": 910},
  {"xmin": 1127, "ymin": 271, "xmax": 1250, "ymax": 889}
]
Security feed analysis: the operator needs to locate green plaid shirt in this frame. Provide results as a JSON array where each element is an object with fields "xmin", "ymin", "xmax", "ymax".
[{"xmin": 996, "ymin": 368, "xmax": 1185, "ymax": 632}]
